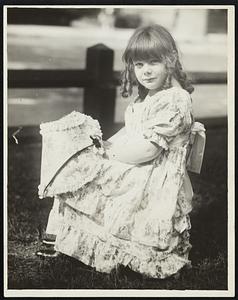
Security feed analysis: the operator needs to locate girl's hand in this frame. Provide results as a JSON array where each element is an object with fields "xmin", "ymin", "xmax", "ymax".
[
  {"xmin": 103, "ymin": 140, "xmax": 112, "ymax": 150},
  {"xmin": 102, "ymin": 141, "xmax": 114, "ymax": 159}
]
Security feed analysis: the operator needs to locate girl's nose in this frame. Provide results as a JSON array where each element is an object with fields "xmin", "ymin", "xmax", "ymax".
[{"xmin": 143, "ymin": 64, "xmax": 152, "ymax": 75}]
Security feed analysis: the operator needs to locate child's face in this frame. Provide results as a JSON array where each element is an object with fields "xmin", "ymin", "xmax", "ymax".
[{"xmin": 133, "ymin": 59, "xmax": 167, "ymax": 96}]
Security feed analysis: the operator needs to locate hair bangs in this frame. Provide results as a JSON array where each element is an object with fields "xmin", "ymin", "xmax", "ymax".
[{"xmin": 125, "ymin": 32, "xmax": 166, "ymax": 63}]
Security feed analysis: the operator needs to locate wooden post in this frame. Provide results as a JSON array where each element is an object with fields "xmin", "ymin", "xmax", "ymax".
[{"xmin": 84, "ymin": 43, "xmax": 116, "ymax": 140}]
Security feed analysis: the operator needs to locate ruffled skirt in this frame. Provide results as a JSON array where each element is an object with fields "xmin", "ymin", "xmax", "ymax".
[{"xmin": 46, "ymin": 146, "xmax": 193, "ymax": 279}]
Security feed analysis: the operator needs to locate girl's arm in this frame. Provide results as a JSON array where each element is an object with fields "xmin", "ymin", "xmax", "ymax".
[
  {"xmin": 107, "ymin": 127, "xmax": 126, "ymax": 144},
  {"xmin": 107, "ymin": 137, "xmax": 162, "ymax": 164}
]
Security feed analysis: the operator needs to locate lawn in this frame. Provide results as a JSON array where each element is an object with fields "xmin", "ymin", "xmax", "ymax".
[{"xmin": 7, "ymin": 125, "xmax": 228, "ymax": 290}]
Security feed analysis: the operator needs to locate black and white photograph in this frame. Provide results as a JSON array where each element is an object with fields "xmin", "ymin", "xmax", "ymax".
[{"xmin": 4, "ymin": 3, "xmax": 235, "ymax": 297}]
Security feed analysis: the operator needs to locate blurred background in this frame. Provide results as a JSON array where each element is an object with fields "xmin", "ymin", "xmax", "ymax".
[{"xmin": 7, "ymin": 7, "xmax": 227, "ymax": 129}]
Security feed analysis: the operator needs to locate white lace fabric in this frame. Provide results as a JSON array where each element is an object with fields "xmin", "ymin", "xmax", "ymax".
[{"xmin": 38, "ymin": 111, "xmax": 102, "ymax": 198}]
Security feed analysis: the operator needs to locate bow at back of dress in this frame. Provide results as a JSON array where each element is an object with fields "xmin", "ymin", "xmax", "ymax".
[{"xmin": 186, "ymin": 122, "xmax": 206, "ymax": 174}]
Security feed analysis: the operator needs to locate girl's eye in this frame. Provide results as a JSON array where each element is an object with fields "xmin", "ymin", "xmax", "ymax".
[
  {"xmin": 134, "ymin": 62, "xmax": 143, "ymax": 68},
  {"xmin": 150, "ymin": 59, "xmax": 160, "ymax": 64}
]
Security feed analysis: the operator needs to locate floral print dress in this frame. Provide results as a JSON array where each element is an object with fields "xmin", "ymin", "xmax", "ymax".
[{"xmin": 41, "ymin": 87, "xmax": 203, "ymax": 279}]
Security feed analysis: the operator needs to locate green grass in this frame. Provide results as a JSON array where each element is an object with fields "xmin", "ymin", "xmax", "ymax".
[{"xmin": 7, "ymin": 127, "xmax": 228, "ymax": 290}]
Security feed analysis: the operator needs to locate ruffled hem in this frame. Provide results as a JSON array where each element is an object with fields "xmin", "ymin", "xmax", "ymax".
[
  {"xmin": 55, "ymin": 222, "xmax": 191, "ymax": 279},
  {"xmin": 54, "ymin": 204, "xmax": 192, "ymax": 279}
]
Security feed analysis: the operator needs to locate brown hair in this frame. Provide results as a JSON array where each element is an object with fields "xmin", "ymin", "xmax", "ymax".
[{"xmin": 120, "ymin": 24, "xmax": 194, "ymax": 99}]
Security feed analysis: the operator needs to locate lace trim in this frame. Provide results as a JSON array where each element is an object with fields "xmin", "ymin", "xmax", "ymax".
[
  {"xmin": 39, "ymin": 111, "xmax": 103, "ymax": 198},
  {"xmin": 40, "ymin": 111, "xmax": 102, "ymax": 135}
]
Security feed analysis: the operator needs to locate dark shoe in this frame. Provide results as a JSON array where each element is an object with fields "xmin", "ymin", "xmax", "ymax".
[
  {"xmin": 35, "ymin": 242, "xmax": 59, "ymax": 258},
  {"xmin": 35, "ymin": 249, "xmax": 59, "ymax": 258},
  {"xmin": 43, "ymin": 233, "xmax": 56, "ymax": 245},
  {"xmin": 42, "ymin": 238, "xmax": 55, "ymax": 246}
]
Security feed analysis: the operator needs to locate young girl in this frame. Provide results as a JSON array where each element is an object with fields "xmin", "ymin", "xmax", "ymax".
[{"xmin": 36, "ymin": 24, "xmax": 206, "ymax": 279}]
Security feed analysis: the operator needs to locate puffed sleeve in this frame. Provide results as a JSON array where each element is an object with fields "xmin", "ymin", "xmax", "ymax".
[{"xmin": 142, "ymin": 88, "xmax": 193, "ymax": 150}]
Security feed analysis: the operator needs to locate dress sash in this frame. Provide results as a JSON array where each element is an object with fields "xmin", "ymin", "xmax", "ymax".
[{"xmin": 186, "ymin": 122, "xmax": 206, "ymax": 174}]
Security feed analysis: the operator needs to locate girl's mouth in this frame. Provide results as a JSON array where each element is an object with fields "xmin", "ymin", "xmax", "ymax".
[{"xmin": 143, "ymin": 78, "xmax": 155, "ymax": 83}]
